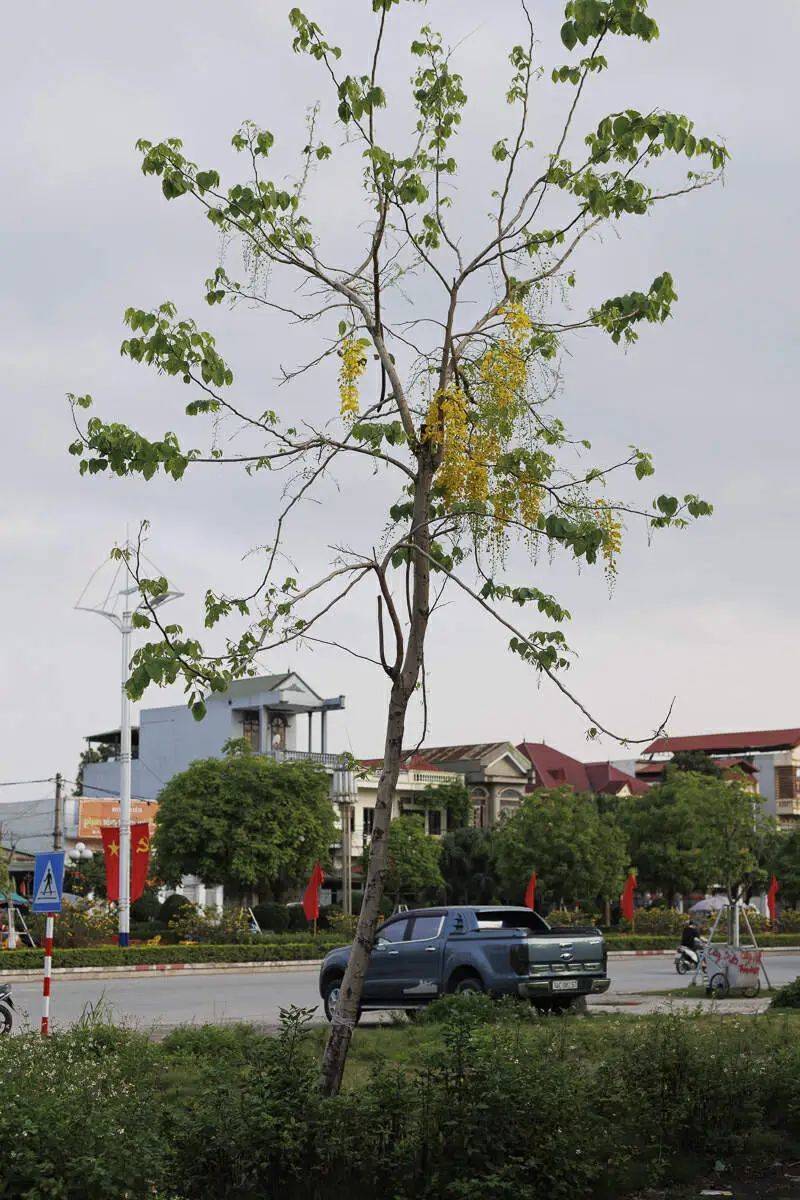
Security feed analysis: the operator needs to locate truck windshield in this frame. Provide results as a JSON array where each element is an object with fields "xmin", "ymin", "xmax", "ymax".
[{"xmin": 475, "ymin": 909, "xmax": 548, "ymax": 932}]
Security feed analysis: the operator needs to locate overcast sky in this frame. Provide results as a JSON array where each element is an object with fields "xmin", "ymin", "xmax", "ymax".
[{"xmin": 2, "ymin": 0, "xmax": 799, "ymax": 805}]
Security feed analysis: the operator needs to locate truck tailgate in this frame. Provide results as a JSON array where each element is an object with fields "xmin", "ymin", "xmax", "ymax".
[{"xmin": 511, "ymin": 933, "xmax": 605, "ymax": 973}]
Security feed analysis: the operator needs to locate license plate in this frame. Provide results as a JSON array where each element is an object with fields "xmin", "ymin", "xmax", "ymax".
[{"xmin": 551, "ymin": 979, "xmax": 579, "ymax": 992}]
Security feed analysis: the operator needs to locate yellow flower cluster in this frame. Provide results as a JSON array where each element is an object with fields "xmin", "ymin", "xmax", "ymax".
[
  {"xmin": 338, "ymin": 336, "xmax": 367, "ymax": 419},
  {"xmin": 478, "ymin": 303, "xmax": 532, "ymax": 413},
  {"xmin": 597, "ymin": 500, "xmax": 623, "ymax": 575}
]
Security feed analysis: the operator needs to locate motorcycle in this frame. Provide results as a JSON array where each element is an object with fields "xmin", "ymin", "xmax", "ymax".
[
  {"xmin": 0, "ymin": 984, "xmax": 14, "ymax": 1035},
  {"xmin": 674, "ymin": 940, "xmax": 706, "ymax": 977}
]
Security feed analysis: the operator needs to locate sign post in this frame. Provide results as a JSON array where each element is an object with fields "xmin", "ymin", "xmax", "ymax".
[{"xmin": 32, "ymin": 851, "xmax": 65, "ymax": 1037}]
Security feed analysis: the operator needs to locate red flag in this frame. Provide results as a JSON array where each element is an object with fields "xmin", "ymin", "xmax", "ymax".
[
  {"xmin": 302, "ymin": 862, "xmax": 325, "ymax": 922},
  {"xmin": 101, "ymin": 826, "xmax": 121, "ymax": 902},
  {"xmin": 130, "ymin": 823, "xmax": 151, "ymax": 903},
  {"xmin": 767, "ymin": 874, "xmax": 780, "ymax": 923},
  {"xmin": 620, "ymin": 872, "xmax": 637, "ymax": 922},
  {"xmin": 524, "ymin": 871, "xmax": 537, "ymax": 910}
]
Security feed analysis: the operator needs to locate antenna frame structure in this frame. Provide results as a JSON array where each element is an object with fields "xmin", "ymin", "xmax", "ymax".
[{"xmin": 75, "ymin": 536, "xmax": 182, "ymax": 946}]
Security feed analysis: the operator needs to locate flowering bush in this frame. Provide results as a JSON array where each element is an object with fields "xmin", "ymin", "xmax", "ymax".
[
  {"xmin": 168, "ymin": 904, "xmax": 255, "ymax": 944},
  {"xmin": 28, "ymin": 900, "xmax": 117, "ymax": 948},
  {"xmin": 618, "ymin": 907, "xmax": 686, "ymax": 935}
]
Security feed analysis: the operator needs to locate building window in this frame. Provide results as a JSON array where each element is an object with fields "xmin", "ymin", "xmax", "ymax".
[
  {"xmin": 241, "ymin": 710, "xmax": 260, "ymax": 751},
  {"xmin": 427, "ymin": 808, "xmax": 442, "ymax": 836},
  {"xmin": 471, "ymin": 787, "xmax": 488, "ymax": 828},
  {"xmin": 363, "ymin": 807, "xmax": 375, "ymax": 837},
  {"xmin": 776, "ymin": 766, "xmax": 798, "ymax": 800}
]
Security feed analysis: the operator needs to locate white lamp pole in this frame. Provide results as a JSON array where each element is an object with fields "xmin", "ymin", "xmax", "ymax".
[
  {"xmin": 76, "ymin": 537, "xmax": 181, "ymax": 949},
  {"xmin": 118, "ymin": 594, "xmax": 133, "ymax": 946}
]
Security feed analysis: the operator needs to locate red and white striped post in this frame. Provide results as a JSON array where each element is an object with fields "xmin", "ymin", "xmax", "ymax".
[{"xmin": 40, "ymin": 914, "xmax": 54, "ymax": 1037}]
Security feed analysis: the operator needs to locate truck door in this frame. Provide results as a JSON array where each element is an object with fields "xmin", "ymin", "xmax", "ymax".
[
  {"xmin": 363, "ymin": 916, "xmax": 410, "ymax": 1001},
  {"xmin": 390, "ymin": 914, "xmax": 446, "ymax": 1004}
]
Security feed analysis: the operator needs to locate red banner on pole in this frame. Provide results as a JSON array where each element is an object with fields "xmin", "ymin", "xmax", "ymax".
[
  {"xmin": 101, "ymin": 827, "xmax": 121, "ymax": 902},
  {"xmin": 620, "ymin": 872, "xmax": 637, "ymax": 922},
  {"xmin": 302, "ymin": 862, "xmax": 325, "ymax": 922},
  {"xmin": 130, "ymin": 823, "xmax": 151, "ymax": 903},
  {"xmin": 767, "ymin": 874, "xmax": 780, "ymax": 923},
  {"xmin": 524, "ymin": 871, "xmax": 537, "ymax": 910}
]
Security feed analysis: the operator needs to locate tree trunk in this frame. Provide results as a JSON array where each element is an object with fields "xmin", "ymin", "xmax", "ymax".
[{"xmin": 319, "ymin": 459, "xmax": 433, "ymax": 1097}]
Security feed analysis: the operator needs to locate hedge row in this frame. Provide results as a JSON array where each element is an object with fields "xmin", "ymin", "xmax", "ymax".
[
  {"xmin": 604, "ymin": 932, "xmax": 800, "ymax": 950},
  {"xmin": 0, "ymin": 940, "xmax": 342, "ymax": 970},
  {"xmin": 1, "ymin": 932, "xmax": 797, "ymax": 971}
]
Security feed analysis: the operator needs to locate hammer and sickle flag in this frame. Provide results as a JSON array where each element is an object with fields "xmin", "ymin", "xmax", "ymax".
[{"xmin": 130, "ymin": 823, "xmax": 151, "ymax": 903}]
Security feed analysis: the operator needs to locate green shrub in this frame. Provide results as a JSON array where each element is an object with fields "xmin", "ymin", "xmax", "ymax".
[
  {"xmin": 779, "ymin": 908, "xmax": 800, "ymax": 933},
  {"xmin": 130, "ymin": 887, "xmax": 162, "ymax": 923},
  {"xmin": 770, "ymin": 976, "xmax": 800, "ymax": 1009},
  {"xmin": 287, "ymin": 903, "xmax": 310, "ymax": 933},
  {"xmin": 158, "ymin": 892, "xmax": 193, "ymax": 925},
  {"xmin": 252, "ymin": 901, "xmax": 290, "ymax": 932},
  {"xmin": 170, "ymin": 903, "xmax": 255, "ymax": 944},
  {"xmin": 546, "ymin": 907, "xmax": 598, "ymax": 928},
  {"xmin": 619, "ymin": 907, "xmax": 686, "ymax": 935}
]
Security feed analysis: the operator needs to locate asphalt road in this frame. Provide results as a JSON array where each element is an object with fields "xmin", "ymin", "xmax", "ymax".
[{"xmin": 6, "ymin": 953, "xmax": 799, "ymax": 1032}]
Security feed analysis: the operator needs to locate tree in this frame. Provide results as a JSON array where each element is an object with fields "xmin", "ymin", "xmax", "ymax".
[
  {"xmin": 624, "ymin": 778, "xmax": 704, "ymax": 901},
  {"xmin": 73, "ymin": 743, "xmax": 116, "ymax": 796},
  {"xmin": 494, "ymin": 788, "xmax": 627, "ymax": 909},
  {"xmin": 669, "ymin": 751, "xmax": 722, "ymax": 778},
  {"xmin": 364, "ymin": 814, "xmax": 443, "ymax": 907},
  {"xmin": 773, "ymin": 830, "xmax": 800, "ymax": 909},
  {"xmin": 153, "ymin": 743, "xmax": 335, "ymax": 899},
  {"xmin": 634, "ymin": 770, "xmax": 777, "ymax": 905},
  {"xmin": 415, "ymin": 779, "xmax": 471, "ymax": 830},
  {"xmin": 67, "ymin": 2, "xmax": 726, "ymax": 1092},
  {"xmin": 689, "ymin": 775, "xmax": 776, "ymax": 904},
  {"xmin": 439, "ymin": 827, "xmax": 498, "ymax": 905}
]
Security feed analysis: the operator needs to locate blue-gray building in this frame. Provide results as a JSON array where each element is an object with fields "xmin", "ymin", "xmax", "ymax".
[{"xmin": 82, "ymin": 672, "xmax": 346, "ymax": 800}]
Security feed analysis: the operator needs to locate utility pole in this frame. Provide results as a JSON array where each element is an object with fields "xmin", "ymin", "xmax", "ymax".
[
  {"xmin": 75, "ymin": 532, "xmax": 182, "ymax": 949},
  {"xmin": 53, "ymin": 773, "xmax": 63, "ymax": 851}
]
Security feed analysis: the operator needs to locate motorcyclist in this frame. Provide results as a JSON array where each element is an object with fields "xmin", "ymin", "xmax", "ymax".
[{"xmin": 680, "ymin": 918, "xmax": 704, "ymax": 957}]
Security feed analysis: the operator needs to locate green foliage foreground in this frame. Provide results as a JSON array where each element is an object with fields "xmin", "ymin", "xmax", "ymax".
[{"xmin": 3, "ymin": 1004, "xmax": 800, "ymax": 1199}]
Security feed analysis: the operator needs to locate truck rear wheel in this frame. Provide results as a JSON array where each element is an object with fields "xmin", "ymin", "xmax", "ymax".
[
  {"xmin": 322, "ymin": 976, "xmax": 361, "ymax": 1024},
  {"xmin": 449, "ymin": 972, "xmax": 484, "ymax": 995}
]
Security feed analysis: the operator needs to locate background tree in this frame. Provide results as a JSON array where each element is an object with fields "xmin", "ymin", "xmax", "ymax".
[
  {"xmin": 73, "ymin": 743, "xmax": 116, "ymax": 796},
  {"xmin": 154, "ymin": 742, "xmax": 335, "ymax": 900},
  {"xmin": 624, "ymin": 775, "xmax": 703, "ymax": 902},
  {"xmin": 68, "ymin": 0, "xmax": 726, "ymax": 1091},
  {"xmin": 494, "ymin": 788, "xmax": 627, "ymax": 909},
  {"xmin": 773, "ymin": 829, "xmax": 800, "ymax": 909},
  {"xmin": 364, "ymin": 814, "xmax": 443, "ymax": 908},
  {"xmin": 439, "ymin": 827, "xmax": 498, "ymax": 905},
  {"xmin": 669, "ymin": 750, "xmax": 722, "ymax": 777},
  {"xmin": 65, "ymin": 852, "xmax": 108, "ymax": 899},
  {"xmin": 415, "ymin": 779, "xmax": 471, "ymax": 830}
]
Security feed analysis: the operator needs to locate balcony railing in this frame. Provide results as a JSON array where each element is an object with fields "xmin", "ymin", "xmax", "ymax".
[{"xmin": 262, "ymin": 748, "xmax": 345, "ymax": 770}]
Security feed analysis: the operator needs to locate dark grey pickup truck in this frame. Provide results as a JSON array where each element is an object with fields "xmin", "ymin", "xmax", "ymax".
[{"xmin": 319, "ymin": 905, "xmax": 610, "ymax": 1019}]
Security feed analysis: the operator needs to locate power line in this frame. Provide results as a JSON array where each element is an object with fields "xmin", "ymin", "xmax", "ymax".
[{"xmin": 0, "ymin": 778, "xmax": 55, "ymax": 789}]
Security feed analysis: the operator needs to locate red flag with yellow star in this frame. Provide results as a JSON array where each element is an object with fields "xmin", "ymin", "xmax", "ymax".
[
  {"xmin": 130, "ymin": 823, "xmax": 151, "ymax": 902},
  {"xmin": 101, "ymin": 826, "xmax": 121, "ymax": 901}
]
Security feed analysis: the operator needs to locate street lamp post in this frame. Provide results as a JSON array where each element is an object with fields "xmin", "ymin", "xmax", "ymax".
[{"xmin": 76, "ymin": 538, "xmax": 181, "ymax": 948}]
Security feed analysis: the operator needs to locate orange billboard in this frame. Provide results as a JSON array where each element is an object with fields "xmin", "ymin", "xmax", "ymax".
[{"xmin": 78, "ymin": 798, "xmax": 159, "ymax": 841}]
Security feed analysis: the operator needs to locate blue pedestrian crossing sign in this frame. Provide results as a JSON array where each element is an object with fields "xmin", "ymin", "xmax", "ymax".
[{"xmin": 32, "ymin": 851, "xmax": 65, "ymax": 913}]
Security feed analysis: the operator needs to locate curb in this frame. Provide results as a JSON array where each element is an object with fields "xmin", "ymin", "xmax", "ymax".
[
  {"xmin": 0, "ymin": 960, "xmax": 323, "ymax": 983},
  {"xmin": 2, "ymin": 946, "xmax": 797, "ymax": 984}
]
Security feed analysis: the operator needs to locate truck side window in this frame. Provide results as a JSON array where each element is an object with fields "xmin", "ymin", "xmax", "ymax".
[
  {"xmin": 408, "ymin": 915, "xmax": 444, "ymax": 941},
  {"xmin": 377, "ymin": 918, "xmax": 409, "ymax": 943}
]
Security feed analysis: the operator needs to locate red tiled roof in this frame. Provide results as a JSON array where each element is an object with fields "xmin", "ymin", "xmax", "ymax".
[
  {"xmin": 645, "ymin": 729, "xmax": 800, "ymax": 755},
  {"xmin": 517, "ymin": 742, "xmax": 647, "ymax": 796},
  {"xmin": 359, "ymin": 754, "xmax": 443, "ymax": 773}
]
